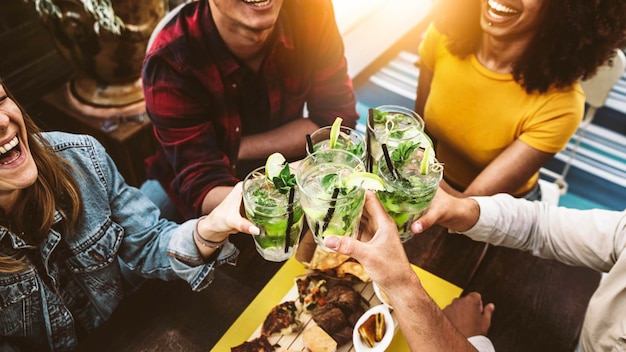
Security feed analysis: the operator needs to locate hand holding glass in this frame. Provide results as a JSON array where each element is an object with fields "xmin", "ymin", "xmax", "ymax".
[
  {"xmin": 242, "ymin": 165, "xmax": 304, "ymax": 262},
  {"xmin": 296, "ymin": 149, "xmax": 367, "ymax": 251},
  {"xmin": 376, "ymin": 141, "xmax": 443, "ymax": 242}
]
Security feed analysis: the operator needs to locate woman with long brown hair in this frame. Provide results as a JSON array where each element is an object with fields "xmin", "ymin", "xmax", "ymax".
[{"xmin": 0, "ymin": 79, "xmax": 259, "ymax": 351}]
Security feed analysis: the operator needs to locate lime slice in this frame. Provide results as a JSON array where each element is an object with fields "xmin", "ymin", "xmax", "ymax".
[
  {"xmin": 265, "ymin": 152, "xmax": 287, "ymax": 180},
  {"xmin": 343, "ymin": 172, "xmax": 385, "ymax": 191},
  {"xmin": 420, "ymin": 147, "xmax": 434, "ymax": 175},
  {"xmin": 329, "ymin": 117, "xmax": 343, "ymax": 149}
]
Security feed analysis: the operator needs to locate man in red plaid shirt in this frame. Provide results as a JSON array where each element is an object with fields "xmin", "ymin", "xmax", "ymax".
[{"xmin": 142, "ymin": 0, "xmax": 358, "ymax": 221}]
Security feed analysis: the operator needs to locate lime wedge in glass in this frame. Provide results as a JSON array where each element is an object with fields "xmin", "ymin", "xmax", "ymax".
[
  {"xmin": 329, "ymin": 117, "xmax": 343, "ymax": 149},
  {"xmin": 265, "ymin": 152, "xmax": 287, "ymax": 180},
  {"xmin": 420, "ymin": 147, "xmax": 434, "ymax": 175},
  {"xmin": 343, "ymin": 172, "xmax": 385, "ymax": 191}
]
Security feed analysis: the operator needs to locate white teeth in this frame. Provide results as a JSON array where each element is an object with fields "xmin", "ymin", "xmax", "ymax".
[
  {"xmin": 242, "ymin": 0, "xmax": 271, "ymax": 6},
  {"xmin": 0, "ymin": 136, "xmax": 18, "ymax": 155},
  {"xmin": 488, "ymin": 0, "xmax": 517, "ymax": 14}
]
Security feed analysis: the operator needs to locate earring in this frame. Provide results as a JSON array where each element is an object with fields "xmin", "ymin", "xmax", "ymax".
[{"xmin": 488, "ymin": 22, "xmax": 493, "ymax": 26}]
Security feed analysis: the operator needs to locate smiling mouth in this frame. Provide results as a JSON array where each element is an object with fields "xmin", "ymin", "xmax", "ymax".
[
  {"xmin": 0, "ymin": 136, "xmax": 21, "ymax": 165},
  {"xmin": 487, "ymin": 0, "xmax": 519, "ymax": 18},
  {"xmin": 241, "ymin": 0, "xmax": 272, "ymax": 7}
]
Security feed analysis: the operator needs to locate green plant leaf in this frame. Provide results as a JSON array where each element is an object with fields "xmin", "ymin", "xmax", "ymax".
[
  {"xmin": 373, "ymin": 109, "xmax": 386, "ymax": 124},
  {"xmin": 391, "ymin": 141, "xmax": 420, "ymax": 167},
  {"xmin": 272, "ymin": 164, "xmax": 297, "ymax": 193}
]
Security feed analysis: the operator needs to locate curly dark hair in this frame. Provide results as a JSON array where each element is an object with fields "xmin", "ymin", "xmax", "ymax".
[{"xmin": 432, "ymin": 0, "xmax": 626, "ymax": 93}]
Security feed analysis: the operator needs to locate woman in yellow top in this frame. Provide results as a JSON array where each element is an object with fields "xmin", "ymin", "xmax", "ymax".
[{"xmin": 415, "ymin": 0, "xmax": 626, "ymax": 199}]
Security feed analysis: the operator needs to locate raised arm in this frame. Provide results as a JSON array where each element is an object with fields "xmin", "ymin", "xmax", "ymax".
[
  {"xmin": 413, "ymin": 189, "xmax": 626, "ymax": 272},
  {"xmin": 461, "ymin": 140, "xmax": 553, "ymax": 197},
  {"xmin": 324, "ymin": 192, "xmax": 485, "ymax": 351},
  {"xmin": 238, "ymin": 118, "xmax": 320, "ymax": 161}
]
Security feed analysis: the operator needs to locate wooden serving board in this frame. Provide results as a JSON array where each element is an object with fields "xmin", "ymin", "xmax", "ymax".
[
  {"xmin": 244, "ymin": 278, "xmax": 394, "ymax": 351},
  {"xmin": 212, "ymin": 256, "xmax": 462, "ymax": 351}
]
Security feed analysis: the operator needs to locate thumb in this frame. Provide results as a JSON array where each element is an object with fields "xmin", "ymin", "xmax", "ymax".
[
  {"xmin": 324, "ymin": 235, "xmax": 362, "ymax": 259},
  {"xmin": 235, "ymin": 217, "xmax": 260, "ymax": 236},
  {"xmin": 483, "ymin": 302, "xmax": 495, "ymax": 318},
  {"xmin": 411, "ymin": 211, "xmax": 438, "ymax": 233}
]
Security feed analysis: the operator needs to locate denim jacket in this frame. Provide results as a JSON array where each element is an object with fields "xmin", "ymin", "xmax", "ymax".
[{"xmin": 0, "ymin": 132, "xmax": 238, "ymax": 351}]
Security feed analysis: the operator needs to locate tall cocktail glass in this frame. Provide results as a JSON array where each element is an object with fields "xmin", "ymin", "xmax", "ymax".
[
  {"xmin": 366, "ymin": 105, "xmax": 427, "ymax": 173},
  {"xmin": 242, "ymin": 166, "xmax": 304, "ymax": 262},
  {"xmin": 296, "ymin": 149, "xmax": 366, "ymax": 251},
  {"xmin": 376, "ymin": 142, "xmax": 443, "ymax": 242},
  {"xmin": 306, "ymin": 125, "xmax": 366, "ymax": 162}
]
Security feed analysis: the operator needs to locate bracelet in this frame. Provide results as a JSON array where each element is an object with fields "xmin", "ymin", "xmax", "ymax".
[{"xmin": 193, "ymin": 216, "xmax": 228, "ymax": 248}]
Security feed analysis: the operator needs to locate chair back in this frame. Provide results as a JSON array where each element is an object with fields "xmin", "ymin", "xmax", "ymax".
[
  {"xmin": 539, "ymin": 48, "xmax": 626, "ymax": 202},
  {"xmin": 581, "ymin": 49, "xmax": 626, "ymax": 109},
  {"xmin": 146, "ymin": 1, "xmax": 192, "ymax": 53}
]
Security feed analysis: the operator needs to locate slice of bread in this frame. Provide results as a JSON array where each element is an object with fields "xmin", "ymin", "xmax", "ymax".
[
  {"xmin": 302, "ymin": 325, "xmax": 337, "ymax": 352},
  {"xmin": 375, "ymin": 312, "xmax": 386, "ymax": 341},
  {"xmin": 357, "ymin": 312, "xmax": 386, "ymax": 348},
  {"xmin": 357, "ymin": 314, "xmax": 377, "ymax": 348}
]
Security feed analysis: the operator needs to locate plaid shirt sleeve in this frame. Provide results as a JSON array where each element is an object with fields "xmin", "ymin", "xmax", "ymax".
[{"xmin": 143, "ymin": 49, "xmax": 240, "ymax": 219}]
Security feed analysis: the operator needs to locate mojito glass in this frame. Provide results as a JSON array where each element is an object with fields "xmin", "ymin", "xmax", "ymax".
[
  {"xmin": 376, "ymin": 142, "xmax": 443, "ymax": 242},
  {"xmin": 296, "ymin": 149, "xmax": 366, "ymax": 251},
  {"xmin": 306, "ymin": 125, "xmax": 366, "ymax": 162},
  {"xmin": 366, "ymin": 105, "xmax": 427, "ymax": 173},
  {"xmin": 242, "ymin": 166, "xmax": 304, "ymax": 262}
]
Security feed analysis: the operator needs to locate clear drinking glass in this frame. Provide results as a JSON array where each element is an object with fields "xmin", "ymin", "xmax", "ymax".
[
  {"xmin": 306, "ymin": 125, "xmax": 366, "ymax": 162},
  {"xmin": 376, "ymin": 145, "xmax": 443, "ymax": 242},
  {"xmin": 296, "ymin": 149, "xmax": 367, "ymax": 251},
  {"xmin": 366, "ymin": 105, "xmax": 427, "ymax": 173},
  {"xmin": 242, "ymin": 166, "xmax": 304, "ymax": 262}
]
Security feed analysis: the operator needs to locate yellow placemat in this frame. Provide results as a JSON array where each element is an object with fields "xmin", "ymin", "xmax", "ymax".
[{"xmin": 212, "ymin": 257, "xmax": 462, "ymax": 351}]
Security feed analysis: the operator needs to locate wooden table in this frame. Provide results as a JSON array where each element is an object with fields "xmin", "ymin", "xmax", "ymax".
[
  {"xmin": 39, "ymin": 84, "xmax": 157, "ymax": 188},
  {"xmin": 76, "ymin": 226, "xmax": 600, "ymax": 352}
]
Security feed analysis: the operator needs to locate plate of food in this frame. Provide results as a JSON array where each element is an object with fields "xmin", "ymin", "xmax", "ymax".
[
  {"xmin": 230, "ymin": 232, "xmax": 397, "ymax": 351},
  {"xmin": 230, "ymin": 273, "xmax": 377, "ymax": 351},
  {"xmin": 352, "ymin": 304, "xmax": 394, "ymax": 352}
]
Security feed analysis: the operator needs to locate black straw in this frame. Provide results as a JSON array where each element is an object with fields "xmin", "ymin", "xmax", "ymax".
[
  {"xmin": 284, "ymin": 187, "xmax": 296, "ymax": 253},
  {"xmin": 321, "ymin": 187, "xmax": 340, "ymax": 235},
  {"xmin": 306, "ymin": 134, "xmax": 314, "ymax": 154},
  {"xmin": 382, "ymin": 144, "xmax": 398, "ymax": 180},
  {"xmin": 366, "ymin": 108, "xmax": 374, "ymax": 172}
]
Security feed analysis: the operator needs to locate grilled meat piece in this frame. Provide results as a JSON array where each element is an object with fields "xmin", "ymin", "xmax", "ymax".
[
  {"xmin": 312, "ymin": 305, "xmax": 348, "ymax": 334},
  {"xmin": 325, "ymin": 284, "xmax": 368, "ymax": 316},
  {"xmin": 261, "ymin": 300, "xmax": 301, "ymax": 336},
  {"xmin": 311, "ymin": 283, "xmax": 369, "ymax": 346},
  {"xmin": 231, "ymin": 335, "xmax": 277, "ymax": 352}
]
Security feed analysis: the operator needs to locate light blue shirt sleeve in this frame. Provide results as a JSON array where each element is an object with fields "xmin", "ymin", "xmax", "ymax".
[{"xmin": 167, "ymin": 219, "xmax": 239, "ymax": 291}]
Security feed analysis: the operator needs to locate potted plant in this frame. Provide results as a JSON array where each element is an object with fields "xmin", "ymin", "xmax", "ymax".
[
  {"xmin": 26, "ymin": 0, "xmax": 167, "ymax": 108},
  {"xmin": 30, "ymin": 0, "xmax": 124, "ymax": 34}
]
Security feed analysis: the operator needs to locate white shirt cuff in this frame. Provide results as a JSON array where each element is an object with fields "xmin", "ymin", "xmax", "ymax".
[{"xmin": 467, "ymin": 335, "xmax": 496, "ymax": 352}]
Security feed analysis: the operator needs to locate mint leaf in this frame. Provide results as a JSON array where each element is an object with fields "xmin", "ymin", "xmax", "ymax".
[
  {"xmin": 390, "ymin": 130, "xmax": 406, "ymax": 139},
  {"xmin": 347, "ymin": 141, "xmax": 364, "ymax": 158},
  {"xmin": 391, "ymin": 141, "xmax": 420, "ymax": 167},
  {"xmin": 272, "ymin": 163, "xmax": 296, "ymax": 194},
  {"xmin": 321, "ymin": 173, "xmax": 339, "ymax": 192},
  {"xmin": 253, "ymin": 188, "xmax": 277, "ymax": 207},
  {"xmin": 373, "ymin": 109, "xmax": 386, "ymax": 124}
]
